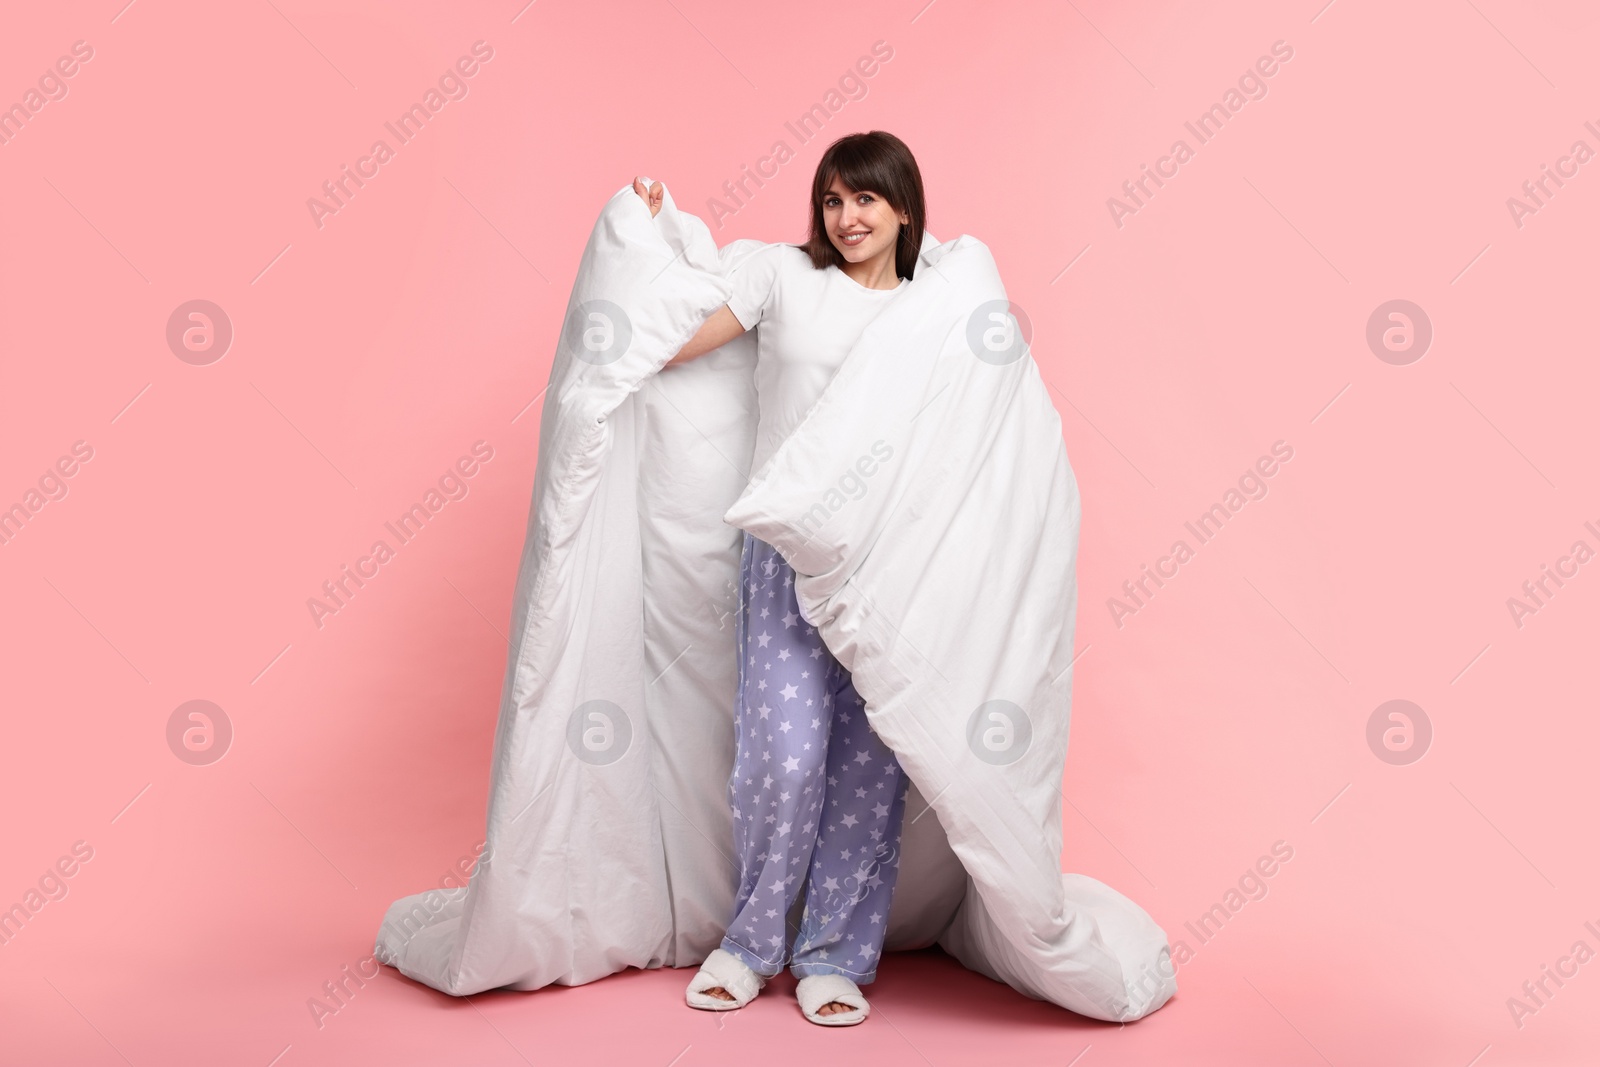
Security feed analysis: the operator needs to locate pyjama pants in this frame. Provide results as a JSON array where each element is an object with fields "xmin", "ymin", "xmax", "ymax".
[{"xmin": 719, "ymin": 532, "xmax": 909, "ymax": 984}]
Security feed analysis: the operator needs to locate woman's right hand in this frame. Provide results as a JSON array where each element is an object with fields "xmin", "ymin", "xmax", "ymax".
[{"xmin": 632, "ymin": 176, "xmax": 663, "ymax": 218}]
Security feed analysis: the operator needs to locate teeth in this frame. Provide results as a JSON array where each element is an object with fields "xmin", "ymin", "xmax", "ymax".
[{"xmin": 840, "ymin": 232, "xmax": 868, "ymax": 244}]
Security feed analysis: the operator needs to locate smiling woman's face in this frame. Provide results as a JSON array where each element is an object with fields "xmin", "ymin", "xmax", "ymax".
[{"xmin": 822, "ymin": 176, "xmax": 909, "ymax": 268}]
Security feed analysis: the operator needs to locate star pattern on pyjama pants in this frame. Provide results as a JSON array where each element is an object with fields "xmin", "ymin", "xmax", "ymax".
[{"xmin": 720, "ymin": 533, "xmax": 911, "ymax": 981}]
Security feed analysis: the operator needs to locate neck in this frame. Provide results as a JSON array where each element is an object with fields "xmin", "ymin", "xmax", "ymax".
[{"xmin": 840, "ymin": 248, "xmax": 899, "ymax": 290}]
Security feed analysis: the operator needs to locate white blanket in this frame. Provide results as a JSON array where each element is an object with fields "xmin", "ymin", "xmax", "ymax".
[{"xmin": 373, "ymin": 184, "xmax": 1177, "ymax": 1022}]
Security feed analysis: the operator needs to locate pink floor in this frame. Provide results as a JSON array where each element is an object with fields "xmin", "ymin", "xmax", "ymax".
[{"xmin": 4, "ymin": 0, "xmax": 1598, "ymax": 1063}]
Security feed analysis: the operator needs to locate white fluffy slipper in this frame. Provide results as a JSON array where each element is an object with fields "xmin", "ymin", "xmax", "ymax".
[
  {"xmin": 685, "ymin": 948, "xmax": 765, "ymax": 1011},
  {"xmin": 795, "ymin": 973, "xmax": 870, "ymax": 1026}
]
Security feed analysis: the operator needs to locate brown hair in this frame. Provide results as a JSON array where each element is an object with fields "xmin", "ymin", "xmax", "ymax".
[{"xmin": 800, "ymin": 131, "xmax": 926, "ymax": 281}]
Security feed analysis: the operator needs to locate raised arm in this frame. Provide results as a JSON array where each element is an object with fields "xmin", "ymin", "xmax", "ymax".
[
  {"xmin": 668, "ymin": 305, "xmax": 745, "ymax": 366},
  {"xmin": 632, "ymin": 176, "xmax": 748, "ymax": 367}
]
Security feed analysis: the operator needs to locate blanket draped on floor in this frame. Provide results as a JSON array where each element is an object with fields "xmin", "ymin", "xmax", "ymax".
[{"xmin": 374, "ymin": 184, "xmax": 1176, "ymax": 1022}]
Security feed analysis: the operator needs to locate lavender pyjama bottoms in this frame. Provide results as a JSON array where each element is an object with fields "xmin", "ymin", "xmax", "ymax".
[{"xmin": 718, "ymin": 532, "xmax": 909, "ymax": 984}]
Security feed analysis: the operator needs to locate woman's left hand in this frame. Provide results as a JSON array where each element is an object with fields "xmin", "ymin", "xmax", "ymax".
[{"xmin": 632, "ymin": 176, "xmax": 664, "ymax": 218}]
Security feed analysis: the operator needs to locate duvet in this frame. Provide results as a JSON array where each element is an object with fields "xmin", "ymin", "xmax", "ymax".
[{"xmin": 373, "ymin": 184, "xmax": 1177, "ymax": 1022}]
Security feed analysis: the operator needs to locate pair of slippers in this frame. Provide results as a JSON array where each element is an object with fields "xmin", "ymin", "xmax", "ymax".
[{"xmin": 685, "ymin": 948, "xmax": 870, "ymax": 1026}]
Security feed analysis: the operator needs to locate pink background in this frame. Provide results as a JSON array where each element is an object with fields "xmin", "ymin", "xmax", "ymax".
[{"xmin": 3, "ymin": 1, "xmax": 1597, "ymax": 1063}]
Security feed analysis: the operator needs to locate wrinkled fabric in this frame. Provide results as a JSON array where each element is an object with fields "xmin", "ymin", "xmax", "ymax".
[{"xmin": 374, "ymin": 184, "xmax": 1176, "ymax": 1022}]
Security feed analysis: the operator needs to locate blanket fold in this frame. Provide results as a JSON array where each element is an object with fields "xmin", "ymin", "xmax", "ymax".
[{"xmin": 374, "ymin": 183, "xmax": 1176, "ymax": 1022}]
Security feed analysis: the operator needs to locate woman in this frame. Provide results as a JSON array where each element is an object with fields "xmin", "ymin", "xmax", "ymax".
[{"xmin": 632, "ymin": 130, "xmax": 925, "ymax": 1026}]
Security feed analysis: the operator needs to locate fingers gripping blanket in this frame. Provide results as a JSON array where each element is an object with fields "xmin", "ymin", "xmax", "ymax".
[{"xmin": 374, "ymin": 184, "xmax": 1177, "ymax": 1022}]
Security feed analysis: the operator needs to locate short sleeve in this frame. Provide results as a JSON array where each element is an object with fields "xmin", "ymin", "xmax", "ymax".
[{"xmin": 725, "ymin": 244, "xmax": 787, "ymax": 331}]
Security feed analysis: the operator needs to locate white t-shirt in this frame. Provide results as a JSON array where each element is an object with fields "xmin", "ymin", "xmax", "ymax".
[{"xmin": 726, "ymin": 243, "xmax": 907, "ymax": 473}]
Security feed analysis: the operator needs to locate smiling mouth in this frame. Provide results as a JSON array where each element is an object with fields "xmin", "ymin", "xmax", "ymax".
[{"xmin": 838, "ymin": 231, "xmax": 870, "ymax": 245}]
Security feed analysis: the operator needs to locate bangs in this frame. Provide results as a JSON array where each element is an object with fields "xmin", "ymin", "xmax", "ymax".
[
  {"xmin": 801, "ymin": 130, "xmax": 927, "ymax": 280},
  {"xmin": 821, "ymin": 150, "xmax": 895, "ymax": 202}
]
